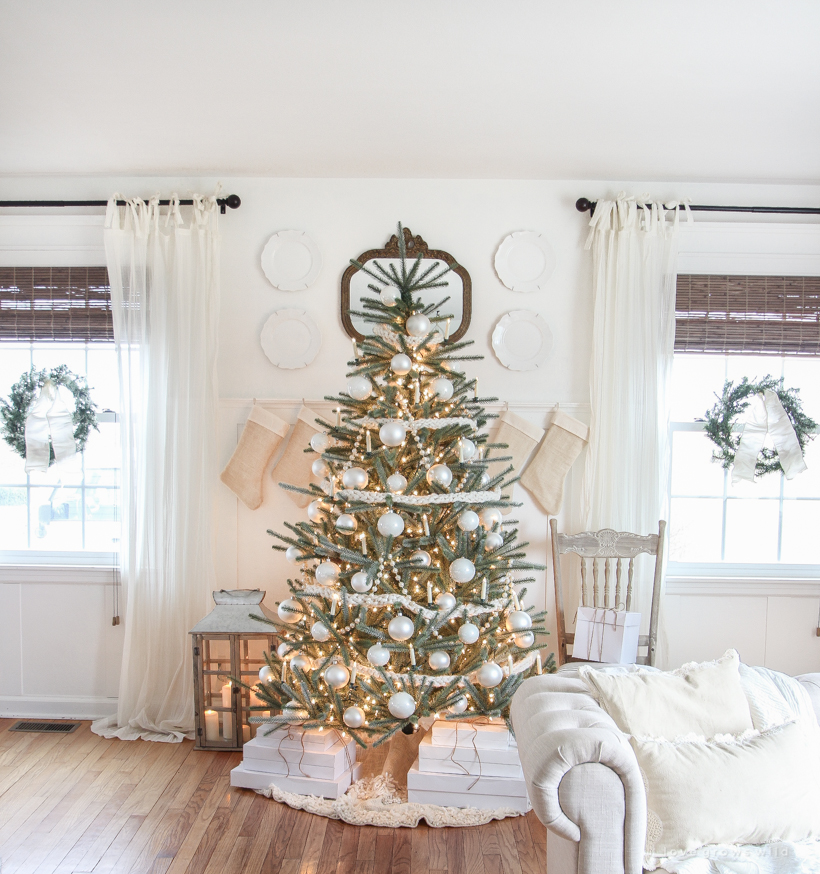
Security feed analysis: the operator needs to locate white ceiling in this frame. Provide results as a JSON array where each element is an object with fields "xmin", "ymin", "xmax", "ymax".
[{"xmin": 2, "ymin": 1, "xmax": 819, "ymax": 183}]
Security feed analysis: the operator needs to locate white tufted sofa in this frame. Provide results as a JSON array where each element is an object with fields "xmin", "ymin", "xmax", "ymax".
[{"xmin": 510, "ymin": 667, "xmax": 820, "ymax": 874}]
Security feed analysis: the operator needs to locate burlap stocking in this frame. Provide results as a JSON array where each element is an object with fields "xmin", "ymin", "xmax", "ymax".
[
  {"xmin": 488, "ymin": 411, "xmax": 545, "ymax": 514},
  {"xmin": 520, "ymin": 409, "xmax": 589, "ymax": 515},
  {"xmin": 220, "ymin": 404, "xmax": 289, "ymax": 510},
  {"xmin": 273, "ymin": 406, "xmax": 326, "ymax": 508}
]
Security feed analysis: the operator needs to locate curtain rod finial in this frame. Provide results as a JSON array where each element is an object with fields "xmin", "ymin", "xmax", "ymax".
[{"xmin": 575, "ymin": 198, "xmax": 594, "ymax": 214}]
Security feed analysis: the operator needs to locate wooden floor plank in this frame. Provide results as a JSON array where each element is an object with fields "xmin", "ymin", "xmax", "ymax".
[
  {"xmin": 410, "ymin": 825, "xmax": 429, "ymax": 873},
  {"xmin": 355, "ymin": 825, "xmax": 376, "ymax": 862},
  {"xmin": 296, "ymin": 814, "xmax": 328, "ymax": 874},
  {"xmin": 462, "ymin": 826, "xmax": 486, "ymax": 874},
  {"xmin": 334, "ymin": 825, "xmax": 359, "ymax": 874},
  {"xmin": 446, "ymin": 828, "xmax": 466, "ymax": 874},
  {"xmin": 373, "ymin": 830, "xmax": 394, "ymax": 872},
  {"xmin": 390, "ymin": 828, "xmax": 411, "ymax": 874},
  {"xmin": 428, "ymin": 826, "xmax": 448, "ymax": 871},
  {"xmin": 494, "ymin": 819, "xmax": 524, "ymax": 874},
  {"xmin": 314, "ymin": 818, "xmax": 344, "ymax": 874}
]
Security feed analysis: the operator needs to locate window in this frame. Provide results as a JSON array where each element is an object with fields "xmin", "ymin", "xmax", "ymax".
[
  {"xmin": 0, "ymin": 268, "xmax": 120, "ymax": 564},
  {"xmin": 668, "ymin": 274, "xmax": 820, "ymax": 576}
]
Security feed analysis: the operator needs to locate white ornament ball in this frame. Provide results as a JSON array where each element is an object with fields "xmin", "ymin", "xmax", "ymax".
[
  {"xmin": 480, "ymin": 472, "xmax": 491, "ymax": 488},
  {"xmin": 388, "ymin": 615, "xmax": 415, "ymax": 641},
  {"xmin": 377, "ymin": 511, "xmax": 405, "ymax": 537},
  {"xmin": 307, "ymin": 500, "xmax": 328, "ymax": 523},
  {"xmin": 347, "ymin": 376, "xmax": 372, "ymax": 400},
  {"xmin": 342, "ymin": 466, "xmax": 369, "ymax": 489},
  {"xmin": 458, "ymin": 622, "xmax": 480, "ymax": 644},
  {"xmin": 315, "ymin": 561, "xmax": 340, "ymax": 584},
  {"xmin": 390, "ymin": 353, "xmax": 413, "ymax": 375},
  {"xmin": 388, "ymin": 691, "xmax": 416, "ymax": 719},
  {"xmin": 431, "ymin": 377, "xmax": 454, "ymax": 400},
  {"xmin": 479, "ymin": 507, "xmax": 502, "ymax": 530},
  {"xmin": 311, "ymin": 621, "xmax": 331, "ymax": 642},
  {"xmin": 310, "ymin": 432, "xmax": 329, "ymax": 453},
  {"xmin": 484, "ymin": 531, "xmax": 503, "ymax": 550},
  {"xmin": 449, "ymin": 557, "xmax": 476, "ymax": 584},
  {"xmin": 277, "ymin": 642, "xmax": 292, "ymax": 658},
  {"xmin": 367, "ymin": 644, "xmax": 390, "ymax": 667},
  {"xmin": 324, "ymin": 664, "xmax": 350, "ymax": 689},
  {"xmin": 426, "ymin": 463, "xmax": 453, "ymax": 487},
  {"xmin": 379, "ymin": 421, "xmax": 407, "ymax": 447},
  {"xmin": 409, "ymin": 550, "xmax": 431, "ymax": 567},
  {"xmin": 435, "ymin": 591, "xmax": 457, "ymax": 610},
  {"xmin": 461, "ymin": 438, "xmax": 476, "ymax": 459},
  {"xmin": 386, "ymin": 472, "xmax": 407, "ymax": 493},
  {"xmin": 343, "ymin": 706, "xmax": 366, "ymax": 729},
  {"xmin": 283, "ymin": 702, "xmax": 310, "ymax": 725},
  {"xmin": 258, "ymin": 665, "xmax": 274, "ymax": 683},
  {"xmin": 277, "ymin": 599, "xmax": 303, "ymax": 623},
  {"xmin": 514, "ymin": 631, "xmax": 535, "ymax": 649},
  {"xmin": 335, "ymin": 513, "xmax": 358, "ymax": 534},
  {"xmin": 505, "ymin": 610, "xmax": 533, "ymax": 633},
  {"xmin": 311, "ymin": 458, "xmax": 330, "ymax": 478},
  {"xmin": 476, "ymin": 661, "xmax": 504, "ymax": 688},
  {"xmin": 290, "ymin": 653, "xmax": 312, "ymax": 672},
  {"xmin": 428, "ymin": 650, "xmax": 451, "ymax": 671},
  {"xmin": 350, "ymin": 571, "xmax": 372, "ymax": 593},
  {"xmin": 457, "ymin": 510, "xmax": 480, "ymax": 532},
  {"xmin": 380, "ymin": 286, "xmax": 401, "ymax": 307},
  {"xmin": 285, "ymin": 546, "xmax": 302, "ymax": 564},
  {"xmin": 406, "ymin": 313, "xmax": 432, "ymax": 337},
  {"xmin": 449, "ymin": 696, "xmax": 469, "ymax": 714}
]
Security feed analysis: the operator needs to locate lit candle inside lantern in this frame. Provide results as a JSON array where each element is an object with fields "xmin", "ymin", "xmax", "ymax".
[
  {"xmin": 221, "ymin": 682, "xmax": 233, "ymax": 741},
  {"xmin": 352, "ymin": 338, "xmax": 359, "ymax": 359},
  {"xmin": 366, "ymin": 430, "xmax": 372, "ymax": 453},
  {"xmin": 536, "ymin": 653, "xmax": 543, "ymax": 675},
  {"xmin": 481, "ymin": 578, "xmax": 487, "ymax": 600},
  {"xmin": 242, "ymin": 724, "xmax": 251, "ymax": 743},
  {"xmin": 204, "ymin": 709, "xmax": 219, "ymax": 742},
  {"xmin": 427, "ymin": 582, "xmax": 433, "ymax": 603},
  {"xmin": 360, "ymin": 533, "xmax": 367, "ymax": 556},
  {"xmin": 422, "ymin": 515, "xmax": 430, "ymax": 537},
  {"xmin": 445, "ymin": 318, "xmax": 451, "ymax": 340}
]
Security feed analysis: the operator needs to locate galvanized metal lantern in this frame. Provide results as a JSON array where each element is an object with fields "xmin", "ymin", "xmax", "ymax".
[{"xmin": 190, "ymin": 589, "xmax": 278, "ymax": 751}]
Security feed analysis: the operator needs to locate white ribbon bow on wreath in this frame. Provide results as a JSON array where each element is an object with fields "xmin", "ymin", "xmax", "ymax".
[
  {"xmin": 732, "ymin": 389, "xmax": 808, "ymax": 483},
  {"xmin": 24, "ymin": 379, "xmax": 77, "ymax": 473}
]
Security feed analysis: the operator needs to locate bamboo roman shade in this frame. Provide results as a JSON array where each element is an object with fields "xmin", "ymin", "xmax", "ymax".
[
  {"xmin": 0, "ymin": 267, "xmax": 113, "ymax": 342},
  {"xmin": 675, "ymin": 274, "xmax": 820, "ymax": 356}
]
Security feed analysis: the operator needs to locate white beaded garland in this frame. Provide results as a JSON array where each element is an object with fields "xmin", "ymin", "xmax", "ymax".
[
  {"xmin": 484, "ymin": 532, "xmax": 504, "ymax": 550},
  {"xmin": 350, "ymin": 571, "xmax": 372, "ymax": 593},
  {"xmin": 479, "ymin": 507, "xmax": 502, "ymax": 530},
  {"xmin": 310, "ymin": 621, "xmax": 331, "ymax": 642},
  {"xmin": 258, "ymin": 665, "xmax": 274, "ymax": 683},
  {"xmin": 409, "ymin": 550, "xmax": 432, "ymax": 567},
  {"xmin": 457, "ymin": 510, "xmax": 480, "ymax": 532},
  {"xmin": 342, "ymin": 466, "xmax": 369, "ymax": 489},
  {"xmin": 315, "ymin": 561, "xmax": 340, "ymax": 584},
  {"xmin": 311, "ymin": 458, "xmax": 330, "ymax": 478},
  {"xmin": 406, "ymin": 313, "xmax": 432, "ymax": 337},
  {"xmin": 347, "ymin": 376, "xmax": 372, "ymax": 400},
  {"xmin": 310, "ymin": 432, "xmax": 329, "ymax": 453},
  {"xmin": 435, "ymin": 591, "xmax": 457, "ymax": 610},
  {"xmin": 388, "ymin": 615, "xmax": 415, "ymax": 641},
  {"xmin": 449, "ymin": 557, "xmax": 476, "ymax": 584},
  {"xmin": 428, "ymin": 650, "xmax": 451, "ymax": 671},
  {"xmin": 386, "ymin": 472, "xmax": 407, "ymax": 493},
  {"xmin": 377, "ymin": 511, "xmax": 404, "ymax": 537},
  {"xmin": 458, "ymin": 622, "xmax": 480, "ymax": 644},
  {"xmin": 277, "ymin": 599, "xmax": 303, "ymax": 623},
  {"xmin": 431, "ymin": 377, "xmax": 454, "ymax": 400},
  {"xmin": 505, "ymin": 610, "xmax": 533, "ymax": 632},
  {"xmin": 335, "ymin": 513, "xmax": 358, "ymax": 534},
  {"xmin": 388, "ymin": 691, "xmax": 416, "ymax": 719},
  {"xmin": 390, "ymin": 353, "xmax": 412, "ymax": 375},
  {"xmin": 379, "ymin": 420, "xmax": 407, "ymax": 447},
  {"xmin": 367, "ymin": 644, "xmax": 390, "ymax": 666},
  {"xmin": 426, "ymin": 463, "xmax": 453, "ymax": 487},
  {"xmin": 285, "ymin": 546, "xmax": 302, "ymax": 564},
  {"xmin": 324, "ymin": 664, "xmax": 350, "ymax": 689},
  {"xmin": 343, "ymin": 706, "xmax": 366, "ymax": 728},
  {"xmin": 476, "ymin": 661, "xmax": 504, "ymax": 688}
]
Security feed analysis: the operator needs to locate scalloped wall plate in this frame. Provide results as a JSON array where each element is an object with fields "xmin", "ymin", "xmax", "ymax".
[
  {"xmin": 491, "ymin": 310, "xmax": 553, "ymax": 371},
  {"xmin": 261, "ymin": 230, "xmax": 323, "ymax": 291},
  {"xmin": 494, "ymin": 231, "xmax": 556, "ymax": 292},
  {"xmin": 260, "ymin": 309, "xmax": 322, "ymax": 369}
]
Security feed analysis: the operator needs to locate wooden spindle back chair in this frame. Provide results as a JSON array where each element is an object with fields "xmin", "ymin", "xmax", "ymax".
[{"xmin": 550, "ymin": 519, "xmax": 666, "ymax": 667}]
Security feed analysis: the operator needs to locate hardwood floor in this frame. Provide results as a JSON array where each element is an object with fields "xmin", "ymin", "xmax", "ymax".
[{"xmin": 0, "ymin": 719, "xmax": 547, "ymax": 874}]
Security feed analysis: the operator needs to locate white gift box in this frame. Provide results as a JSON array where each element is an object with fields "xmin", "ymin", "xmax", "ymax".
[
  {"xmin": 430, "ymin": 718, "xmax": 514, "ymax": 750},
  {"xmin": 407, "ymin": 760, "xmax": 531, "ymax": 812},
  {"xmin": 230, "ymin": 760, "xmax": 362, "ymax": 798},
  {"xmin": 418, "ymin": 735, "xmax": 523, "ymax": 777},
  {"xmin": 573, "ymin": 606, "xmax": 640, "ymax": 664},
  {"xmin": 241, "ymin": 736, "xmax": 356, "ymax": 780},
  {"xmin": 253, "ymin": 726, "xmax": 340, "ymax": 751}
]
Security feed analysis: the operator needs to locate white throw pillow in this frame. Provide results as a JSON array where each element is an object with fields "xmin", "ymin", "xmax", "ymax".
[
  {"xmin": 579, "ymin": 649, "xmax": 753, "ymax": 738},
  {"xmin": 633, "ymin": 721, "xmax": 820, "ymax": 861}
]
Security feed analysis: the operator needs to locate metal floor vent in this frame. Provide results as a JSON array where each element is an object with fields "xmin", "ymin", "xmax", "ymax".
[{"xmin": 9, "ymin": 720, "xmax": 80, "ymax": 734}]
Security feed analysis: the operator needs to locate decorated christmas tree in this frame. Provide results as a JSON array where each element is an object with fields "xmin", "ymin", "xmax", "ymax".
[{"xmin": 253, "ymin": 225, "xmax": 554, "ymax": 747}]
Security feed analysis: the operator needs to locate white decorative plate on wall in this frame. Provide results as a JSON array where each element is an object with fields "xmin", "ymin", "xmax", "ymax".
[
  {"xmin": 260, "ymin": 309, "xmax": 322, "ymax": 369},
  {"xmin": 261, "ymin": 230, "xmax": 323, "ymax": 291},
  {"xmin": 494, "ymin": 231, "xmax": 556, "ymax": 292},
  {"xmin": 491, "ymin": 310, "xmax": 553, "ymax": 371}
]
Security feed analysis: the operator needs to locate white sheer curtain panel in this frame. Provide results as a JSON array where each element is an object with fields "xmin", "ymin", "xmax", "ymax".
[
  {"xmin": 92, "ymin": 194, "xmax": 220, "ymax": 742},
  {"xmin": 580, "ymin": 195, "xmax": 688, "ymax": 625}
]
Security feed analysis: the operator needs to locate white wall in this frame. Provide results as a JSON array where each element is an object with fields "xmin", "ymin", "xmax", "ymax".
[{"xmin": 1, "ymin": 176, "xmax": 819, "ymax": 716}]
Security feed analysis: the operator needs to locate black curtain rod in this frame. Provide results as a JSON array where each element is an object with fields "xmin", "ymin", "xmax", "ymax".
[
  {"xmin": 0, "ymin": 194, "xmax": 241, "ymax": 215},
  {"xmin": 576, "ymin": 197, "xmax": 820, "ymax": 217}
]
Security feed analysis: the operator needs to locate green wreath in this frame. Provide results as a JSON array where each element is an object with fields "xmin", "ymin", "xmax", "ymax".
[
  {"xmin": 0, "ymin": 365, "xmax": 98, "ymax": 465},
  {"xmin": 703, "ymin": 375, "xmax": 816, "ymax": 478}
]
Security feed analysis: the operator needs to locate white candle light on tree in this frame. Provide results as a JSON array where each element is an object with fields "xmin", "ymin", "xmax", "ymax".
[
  {"xmin": 352, "ymin": 338, "xmax": 358, "ymax": 359},
  {"xmin": 427, "ymin": 582, "xmax": 433, "ymax": 603},
  {"xmin": 422, "ymin": 514, "xmax": 430, "ymax": 537},
  {"xmin": 409, "ymin": 644, "xmax": 416, "ymax": 666},
  {"xmin": 445, "ymin": 317, "xmax": 451, "ymax": 340},
  {"xmin": 481, "ymin": 578, "xmax": 488, "ymax": 600},
  {"xmin": 366, "ymin": 430, "xmax": 372, "ymax": 453},
  {"xmin": 336, "ymin": 407, "xmax": 341, "ymax": 428},
  {"xmin": 360, "ymin": 533, "xmax": 367, "ymax": 556},
  {"xmin": 536, "ymin": 653, "xmax": 542, "ymax": 675}
]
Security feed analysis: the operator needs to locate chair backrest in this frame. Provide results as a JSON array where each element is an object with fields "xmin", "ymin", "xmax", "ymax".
[{"xmin": 550, "ymin": 519, "xmax": 666, "ymax": 667}]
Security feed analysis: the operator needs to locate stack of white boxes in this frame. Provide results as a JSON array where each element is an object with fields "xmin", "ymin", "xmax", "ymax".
[
  {"xmin": 407, "ymin": 718, "xmax": 531, "ymax": 812},
  {"xmin": 230, "ymin": 726, "xmax": 361, "ymax": 798}
]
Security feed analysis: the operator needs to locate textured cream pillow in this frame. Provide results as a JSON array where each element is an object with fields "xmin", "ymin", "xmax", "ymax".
[
  {"xmin": 579, "ymin": 650, "xmax": 753, "ymax": 737},
  {"xmin": 633, "ymin": 721, "xmax": 820, "ymax": 860}
]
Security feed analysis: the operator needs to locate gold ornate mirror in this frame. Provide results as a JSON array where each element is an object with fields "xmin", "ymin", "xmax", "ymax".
[{"xmin": 341, "ymin": 227, "xmax": 471, "ymax": 342}]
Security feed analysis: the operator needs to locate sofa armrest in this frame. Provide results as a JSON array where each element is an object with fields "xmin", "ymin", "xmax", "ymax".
[
  {"xmin": 796, "ymin": 673, "xmax": 820, "ymax": 726},
  {"xmin": 511, "ymin": 675, "xmax": 647, "ymax": 874}
]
